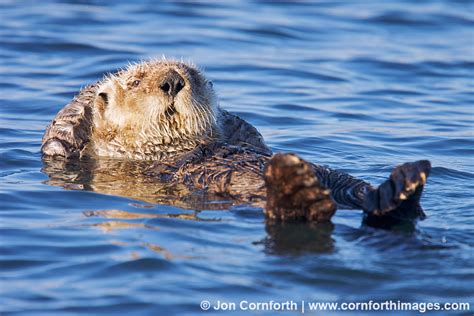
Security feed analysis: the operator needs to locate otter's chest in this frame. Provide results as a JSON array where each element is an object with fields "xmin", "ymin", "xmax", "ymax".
[{"xmin": 89, "ymin": 132, "xmax": 205, "ymax": 161}]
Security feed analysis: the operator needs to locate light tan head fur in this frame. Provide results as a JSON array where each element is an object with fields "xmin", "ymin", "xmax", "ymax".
[{"xmin": 90, "ymin": 59, "xmax": 220, "ymax": 160}]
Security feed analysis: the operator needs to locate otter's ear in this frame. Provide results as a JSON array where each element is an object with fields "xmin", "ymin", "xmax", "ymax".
[
  {"xmin": 94, "ymin": 92, "xmax": 109, "ymax": 115},
  {"xmin": 94, "ymin": 80, "xmax": 116, "ymax": 117}
]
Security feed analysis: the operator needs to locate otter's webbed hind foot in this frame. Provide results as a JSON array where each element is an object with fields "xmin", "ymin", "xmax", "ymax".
[
  {"xmin": 363, "ymin": 160, "xmax": 431, "ymax": 229},
  {"xmin": 263, "ymin": 153, "xmax": 336, "ymax": 222}
]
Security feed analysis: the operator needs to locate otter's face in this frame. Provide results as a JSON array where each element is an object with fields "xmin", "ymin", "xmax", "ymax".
[{"xmin": 93, "ymin": 60, "xmax": 218, "ymax": 140}]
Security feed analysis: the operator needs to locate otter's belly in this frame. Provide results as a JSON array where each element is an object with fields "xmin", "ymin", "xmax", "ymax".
[{"xmin": 146, "ymin": 142, "xmax": 270, "ymax": 205}]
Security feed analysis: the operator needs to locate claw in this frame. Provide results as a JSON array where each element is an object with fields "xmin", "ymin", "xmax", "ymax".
[
  {"xmin": 407, "ymin": 182, "xmax": 418, "ymax": 192},
  {"xmin": 420, "ymin": 172, "xmax": 426, "ymax": 184}
]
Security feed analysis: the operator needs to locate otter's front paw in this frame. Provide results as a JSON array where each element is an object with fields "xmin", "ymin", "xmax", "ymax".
[
  {"xmin": 364, "ymin": 160, "xmax": 431, "ymax": 226},
  {"xmin": 263, "ymin": 153, "xmax": 336, "ymax": 222},
  {"xmin": 41, "ymin": 138, "xmax": 71, "ymax": 158}
]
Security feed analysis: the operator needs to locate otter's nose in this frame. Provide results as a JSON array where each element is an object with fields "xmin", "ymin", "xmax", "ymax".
[{"xmin": 160, "ymin": 70, "xmax": 185, "ymax": 97}]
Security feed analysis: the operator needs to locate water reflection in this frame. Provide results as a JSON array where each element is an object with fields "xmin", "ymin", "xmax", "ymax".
[
  {"xmin": 42, "ymin": 157, "xmax": 234, "ymax": 210},
  {"xmin": 83, "ymin": 208, "xmax": 200, "ymax": 260},
  {"xmin": 42, "ymin": 157, "xmax": 337, "ymax": 255},
  {"xmin": 83, "ymin": 209, "xmax": 198, "ymax": 220},
  {"xmin": 262, "ymin": 222, "xmax": 335, "ymax": 255}
]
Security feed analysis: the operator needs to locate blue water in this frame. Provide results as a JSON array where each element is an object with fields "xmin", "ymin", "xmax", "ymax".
[{"xmin": 1, "ymin": 1, "xmax": 473, "ymax": 315}]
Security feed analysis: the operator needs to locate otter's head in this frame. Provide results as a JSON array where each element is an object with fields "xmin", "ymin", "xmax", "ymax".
[{"xmin": 92, "ymin": 59, "xmax": 219, "ymax": 159}]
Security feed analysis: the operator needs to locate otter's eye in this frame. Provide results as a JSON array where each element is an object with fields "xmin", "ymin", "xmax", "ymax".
[
  {"xmin": 208, "ymin": 81, "xmax": 213, "ymax": 88},
  {"xmin": 132, "ymin": 80, "xmax": 140, "ymax": 87}
]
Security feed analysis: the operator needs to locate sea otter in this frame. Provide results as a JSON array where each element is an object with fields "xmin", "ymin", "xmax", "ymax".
[{"xmin": 42, "ymin": 59, "xmax": 431, "ymax": 228}]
